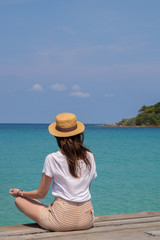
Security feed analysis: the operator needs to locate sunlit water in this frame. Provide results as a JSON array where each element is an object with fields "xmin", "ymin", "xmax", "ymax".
[{"xmin": 0, "ymin": 124, "xmax": 160, "ymax": 226}]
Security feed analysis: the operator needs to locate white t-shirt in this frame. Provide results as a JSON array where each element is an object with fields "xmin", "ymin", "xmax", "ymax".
[{"xmin": 42, "ymin": 151, "xmax": 97, "ymax": 202}]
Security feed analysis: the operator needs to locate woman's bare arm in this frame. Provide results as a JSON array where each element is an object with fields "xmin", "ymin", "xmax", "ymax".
[{"xmin": 9, "ymin": 174, "xmax": 52, "ymax": 199}]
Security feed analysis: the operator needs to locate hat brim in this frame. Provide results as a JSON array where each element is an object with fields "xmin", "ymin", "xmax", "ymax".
[{"xmin": 48, "ymin": 121, "xmax": 85, "ymax": 137}]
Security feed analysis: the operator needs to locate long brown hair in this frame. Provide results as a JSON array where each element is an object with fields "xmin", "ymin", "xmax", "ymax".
[{"xmin": 56, "ymin": 133, "xmax": 91, "ymax": 178}]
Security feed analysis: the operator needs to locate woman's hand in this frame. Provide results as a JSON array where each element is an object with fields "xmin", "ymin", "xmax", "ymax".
[
  {"xmin": 9, "ymin": 188, "xmax": 20, "ymax": 197},
  {"xmin": 9, "ymin": 174, "xmax": 52, "ymax": 199}
]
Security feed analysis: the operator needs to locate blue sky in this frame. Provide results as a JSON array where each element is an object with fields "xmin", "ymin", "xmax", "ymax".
[{"xmin": 0, "ymin": 0, "xmax": 160, "ymax": 123}]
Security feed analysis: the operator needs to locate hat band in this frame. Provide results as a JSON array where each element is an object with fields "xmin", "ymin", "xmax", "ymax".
[{"xmin": 56, "ymin": 124, "xmax": 77, "ymax": 132}]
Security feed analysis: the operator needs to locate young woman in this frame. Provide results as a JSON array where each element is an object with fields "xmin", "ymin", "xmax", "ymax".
[{"xmin": 9, "ymin": 113, "xmax": 97, "ymax": 231}]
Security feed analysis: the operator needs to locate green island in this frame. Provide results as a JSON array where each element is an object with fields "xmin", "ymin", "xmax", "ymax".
[{"xmin": 98, "ymin": 102, "xmax": 160, "ymax": 127}]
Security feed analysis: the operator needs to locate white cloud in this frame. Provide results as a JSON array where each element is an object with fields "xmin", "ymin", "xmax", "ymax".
[
  {"xmin": 104, "ymin": 93, "xmax": 115, "ymax": 97},
  {"xmin": 72, "ymin": 84, "xmax": 81, "ymax": 91},
  {"xmin": 70, "ymin": 91, "xmax": 90, "ymax": 98},
  {"xmin": 50, "ymin": 83, "xmax": 66, "ymax": 91},
  {"xmin": 31, "ymin": 84, "xmax": 43, "ymax": 91}
]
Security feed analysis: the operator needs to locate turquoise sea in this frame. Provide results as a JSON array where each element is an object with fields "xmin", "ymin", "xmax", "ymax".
[{"xmin": 0, "ymin": 124, "xmax": 160, "ymax": 226}]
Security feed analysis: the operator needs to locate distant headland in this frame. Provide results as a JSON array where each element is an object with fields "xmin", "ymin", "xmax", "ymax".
[{"xmin": 97, "ymin": 102, "xmax": 160, "ymax": 127}]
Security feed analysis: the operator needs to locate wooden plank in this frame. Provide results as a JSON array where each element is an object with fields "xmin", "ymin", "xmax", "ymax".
[
  {"xmin": 146, "ymin": 231, "xmax": 160, "ymax": 236},
  {"xmin": 0, "ymin": 224, "xmax": 45, "ymax": 233},
  {"xmin": 1, "ymin": 221, "xmax": 160, "ymax": 240},
  {"xmin": 95, "ymin": 211, "xmax": 160, "ymax": 222},
  {"xmin": 1, "ymin": 211, "xmax": 160, "ymax": 232},
  {"xmin": 1, "ymin": 212, "xmax": 160, "ymax": 240}
]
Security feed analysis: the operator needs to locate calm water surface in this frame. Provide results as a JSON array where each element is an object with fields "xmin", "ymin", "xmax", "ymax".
[{"xmin": 0, "ymin": 124, "xmax": 160, "ymax": 226}]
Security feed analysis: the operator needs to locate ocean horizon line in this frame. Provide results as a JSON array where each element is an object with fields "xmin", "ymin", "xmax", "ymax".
[{"xmin": 0, "ymin": 123, "xmax": 103, "ymax": 125}]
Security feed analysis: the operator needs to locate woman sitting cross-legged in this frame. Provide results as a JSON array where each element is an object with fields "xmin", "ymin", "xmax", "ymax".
[{"xmin": 9, "ymin": 112, "xmax": 97, "ymax": 232}]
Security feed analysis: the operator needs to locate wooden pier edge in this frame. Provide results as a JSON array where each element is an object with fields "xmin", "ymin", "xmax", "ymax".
[{"xmin": 1, "ymin": 211, "xmax": 160, "ymax": 239}]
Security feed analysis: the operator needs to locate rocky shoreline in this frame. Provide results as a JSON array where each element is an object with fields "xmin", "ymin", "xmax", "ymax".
[{"xmin": 96, "ymin": 124, "xmax": 160, "ymax": 127}]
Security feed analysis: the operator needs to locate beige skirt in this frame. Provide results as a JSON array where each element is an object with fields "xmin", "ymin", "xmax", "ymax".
[
  {"xmin": 39, "ymin": 197, "xmax": 94, "ymax": 232},
  {"xmin": 39, "ymin": 198, "xmax": 94, "ymax": 231}
]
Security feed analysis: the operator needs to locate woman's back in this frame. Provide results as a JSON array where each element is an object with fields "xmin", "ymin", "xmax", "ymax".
[{"xmin": 42, "ymin": 150, "xmax": 97, "ymax": 202}]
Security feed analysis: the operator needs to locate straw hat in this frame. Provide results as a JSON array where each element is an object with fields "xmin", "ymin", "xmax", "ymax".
[{"xmin": 48, "ymin": 113, "xmax": 85, "ymax": 137}]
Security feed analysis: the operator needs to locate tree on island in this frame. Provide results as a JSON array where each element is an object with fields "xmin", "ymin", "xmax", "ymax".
[{"xmin": 118, "ymin": 102, "xmax": 160, "ymax": 127}]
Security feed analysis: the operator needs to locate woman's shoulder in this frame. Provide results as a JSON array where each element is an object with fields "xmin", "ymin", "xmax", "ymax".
[
  {"xmin": 45, "ymin": 151, "xmax": 66, "ymax": 162},
  {"xmin": 86, "ymin": 151, "xmax": 95, "ymax": 165},
  {"xmin": 86, "ymin": 151, "xmax": 94, "ymax": 159}
]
